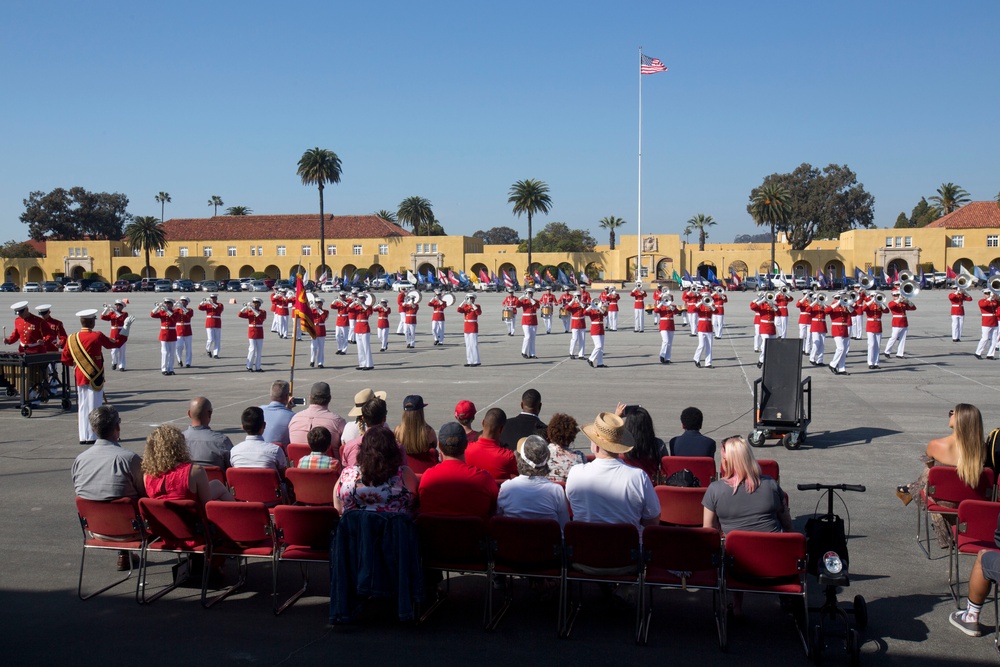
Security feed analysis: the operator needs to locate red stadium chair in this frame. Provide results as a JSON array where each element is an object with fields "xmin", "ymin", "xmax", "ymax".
[
  {"xmin": 227, "ymin": 467, "xmax": 286, "ymax": 507},
  {"xmin": 415, "ymin": 514, "xmax": 490, "ymax": 625},
  {"xmin": 950, "ymin": 499, "xmax": 1000, "ymax": 607},
  {"xmin": 661, "ymin": 456, "xmax": 717, "ymax": 487},
  {"xmin": 406, "ymin": 448, "xmax": 440, "ymax": 475},
  {"xmin": 758, "ymin": 459, "xmax": 780, "ymax": 484},
  {"xmin": 137, "ymin": 498, "xmax": 209, "ymax": 604},
  {"xmin": 202, "ymin": 465, "xmax": 226, "ymax": 485},
  {"xmin": 273, "ymin": 505, "xmax": 339, "ymax": 615},
  {"xmin": 286, "ymin": 443, "xmax": 311, "ymax": 467},
  {"xmin": 202, "ymin": 501, "xmax": 275, "ymax": 608},
  {"xmin": 285, "ymin": 467, "xmax": 338, "ymax": 506},
  {"xmin": 639, "ymin": 526, "xmax": 725, "ymax": 648},
  {"xmin": 75, "ymin": 497, "xmax": 146, "ymax": 600},
  {"xmin": 918, "ymin": 467, "xmax": 994, "ymax": 558},
  {"xmin": 654, "ymin": 485, "xmax": 708, "ymax": 527}
]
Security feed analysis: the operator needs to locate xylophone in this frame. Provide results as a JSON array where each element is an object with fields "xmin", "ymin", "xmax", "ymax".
[{"xmin": 0, "ymin": 351, "xmax": 72, "ymax": 417}]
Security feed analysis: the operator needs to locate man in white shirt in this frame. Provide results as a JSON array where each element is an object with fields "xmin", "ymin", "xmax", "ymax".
[
  {"xmin": 230, "ymin": 406, "xmax": 287, "ymax": 473},
  {"xmin": 566, "ymin": 412, "xmax": 659, "ymax": 529}
]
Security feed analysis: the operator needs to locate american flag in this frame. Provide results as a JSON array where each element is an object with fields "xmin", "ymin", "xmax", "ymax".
[{"xmin": 640, "ymin": 54, "xmax": 668, "ymax": 75}]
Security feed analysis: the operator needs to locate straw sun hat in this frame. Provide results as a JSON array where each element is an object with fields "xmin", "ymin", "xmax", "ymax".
[{"xmin": 581, "ymin": 412, "xmax": 635, "ymax": 454}]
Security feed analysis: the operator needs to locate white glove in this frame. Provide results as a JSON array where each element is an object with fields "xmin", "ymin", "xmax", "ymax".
[{"xmin": 119, "ymin": 315, "xmax": 136, "ymax": 338}]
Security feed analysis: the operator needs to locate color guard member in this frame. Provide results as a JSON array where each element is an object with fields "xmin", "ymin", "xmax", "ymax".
[
  {"xmin": 456, "ymin": 293, "xmax": 482, "ymax": 366},
  {"xmin": 198, "ymin": 293, "xmax": 223, "ymax": 359},
  {"xmin": 238, "ymin": 297, "xmax": 266, "ymax": 372}
]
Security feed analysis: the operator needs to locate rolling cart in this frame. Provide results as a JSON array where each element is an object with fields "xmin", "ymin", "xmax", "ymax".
[{"xmin": 748, "ymin": 338, "xmax": 812, "ymax": 449}]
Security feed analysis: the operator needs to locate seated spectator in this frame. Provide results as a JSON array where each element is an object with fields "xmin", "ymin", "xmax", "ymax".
[
  {"xmin": 260, "ymin": 380, "xmax": 296, "ymax": 447},
  {"xmin": 466, "ymin": 408, "xmax": 516, "ymax": 480},
  {"xmin": 395, "ymin": 394, "xmax": 437, "ymax": 457},
  {"xmin": 142, "ymin": 424, "xmax": 233, "ymax": 503},
  {"xmin": 334, "ymin": 427, "xmax": 417, "ymax": 517},
  {"xmin": 499, "ymin": 388, "xmax": 547, "ymax": 450},
  {"xmin": 230, "ymin": 406, "xmax": 288, "ymax": 473},
  {"xmin": 342, "ymin": 387, "xmax": 388, "ymax": 443},
  {"xmin": 668, "ymin": 406, "xmax": 716, "ymax": 458},
  {"xmin": 341, "ymin": 396, "xmax": 404, "ymax": 468},
  {"xmin": 497, "ymin": 435, "xmax": 569, "ymax": 528},
  {"xmin": 950, "ymin": 513, "xmax": 1000, "ymax": 637},
  {"xmin": 619, "ymin": 404, "xmax": 667, "ymax": 480},
  {"xmin": 566, "ymin": 412, "xmax": 660, "ymax": 528},
  {"xmin": 702, "ymin": 436, "xmax": 791, "ymax": 534},
  {"xmin": 288, "ymin": 381, "xmax": 346, "ymax": 453},
  {"xmin": 182, "ymin": 396, "xmax": 234, "ymax": 470},
  {"xmin": 298, "ymin": 426, "xmax": 341, "ymax": 471},
  {"xmin": 455, "ymin": 399, "xmax": 480, "ymax": 443},
  {"xmin": 546, "ymin": 412, "xmax": 585, "ymax": 483},
  {"xmin": 418, "ymin": 422, "xmax": 499, "ymax": 520}
]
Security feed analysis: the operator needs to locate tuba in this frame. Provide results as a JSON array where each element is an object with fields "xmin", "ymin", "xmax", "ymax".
[
  {"xmin": 898, "ymin": 270, "xmax": 914, "ymax": 283},
  {"xmin": 988, "ymin": 276, "xmax": 1000, "ymax": 295},
  {"xmin": 899, "ymin": 280, "xmax": 920, "ymax": 298}
]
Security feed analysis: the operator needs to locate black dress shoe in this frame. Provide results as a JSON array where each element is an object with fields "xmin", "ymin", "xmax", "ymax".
[
  {"xmin": 356, "ymin": 366, "xmax": 364, "ymax": 371},
  {"xmin": 597, "ymin": 364, "xmax": 607, "ymax": 368},
  {"xmin": 464, "ymin": 363, "xmax": 471, "ymax": 367},
  {"xmin": 659, "ymin": 357, "xmax": 666, "ymax": 364},
  {"xmin": 587, "ymin": 359, "xmax": 594, "ymax": 367},
  {"xmin": 112, "ymin": 364, "xmax": 117, "ymax": 370},
  {"xmin": 694, "ymin": 360, "xmax": 700, "ymax": 368},
  {"xmin": 756, "ymin": 362, "xmax": 763, "ymax": 369},
  {"xmin": 868, "ymin": 365, "xmax": 875, "ymax": 370},
  {"xmin": 975, "ymin": 354, "xmax": 983, "ymax": 360},
  {"xmin": 472, "ymin": 363, "xmax": 481, "ymax": 367},
  {"xmin": 309, "ymin": 362, "xmax": 315, "ymax": 367},
  {"xmin": 364, "ymin": 367, "xmax": 374, "ymax": 371},
  {"xmin": 529, "ymin": 355, "xmax": 537, "ymax": 359},
  {"xmin": 317, "ymin": 364, "xmax": 324, "ymax": 368},
  {"xmin": 828, "ymin": 365, "xmax": 836, "ymax": 374}
]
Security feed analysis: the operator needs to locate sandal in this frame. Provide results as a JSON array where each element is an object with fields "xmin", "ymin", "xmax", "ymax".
[{"xmin": 896, "ymin": 485, "xmax": 913, "ymax": 506}]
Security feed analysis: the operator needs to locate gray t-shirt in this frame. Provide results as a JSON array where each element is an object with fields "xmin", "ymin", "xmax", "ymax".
[
  {"xmin": 702, "ymin": 476, "xmax": 784, "ymax": 534},
  {"xmin": 182, "ymin": 425, "xmax": 234, "ymax": 469}
]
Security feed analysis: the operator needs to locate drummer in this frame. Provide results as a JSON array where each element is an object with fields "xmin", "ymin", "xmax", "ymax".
[
  {"xmin": 501, "ymin": 287, "xmax": 519, "ymax": 336},
  {"xmin": 557, "ymin": 286, "xmax": 573, "ymax": 333},
  {"xmin": 4, "ymin": 301, "xmax": 48, "ymax": 354},
  {"xmin": 539, "ymin": 286, "xmax": 557, "ymax": 334}
]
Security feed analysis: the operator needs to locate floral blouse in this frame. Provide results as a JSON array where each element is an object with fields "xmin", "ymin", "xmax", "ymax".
[
  {"xmin": 546, "ymin": 444, "xmax": 586, "ymax": 483},
  {"xmin": 337, "ymin": 465, "xmax": 415, "ymax": 517}
]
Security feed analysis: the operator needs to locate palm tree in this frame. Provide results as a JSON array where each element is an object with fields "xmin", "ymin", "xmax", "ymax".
[
  {"xmin": 124, "ymin": 215, "xmax": 166, "ymax": 279},
  {"xmin": 684, "ymin": 213, "xmax": 717, "ymax": 251},
  {"xmin": 929, "ymin": 182, "xmax": 971, "ymax": 216},
  {"xmin": 397, "ymin": 197, "xmax": 434, "ymax": 236},
  {"xmin": 208, "ymin": 195, "xmax": 224, "ymax": 216},
  {"xmin": 297, "ymin": 147, "xmax": 342, "ymax": 262},
  {"xmin": 508, "ymin": 179, "xmax": 552, "ymax": 271},
  {"xmin": 226, "ymin": 206, "xmax": 252, "ymax": 216},
  {"xmin": 598, "ymin": 216, "xmax": 627, "ymax": 250},
  {"xmin": 748, "ymin": 183, "xmax": 791, "ymax": 278},
  {"xmin": 155, "ymin": 191, "xmax": 171, "ymax": 223},
  {"xmin": 374, "ymin": 209, "xmax": 397, "ymax": 223}
]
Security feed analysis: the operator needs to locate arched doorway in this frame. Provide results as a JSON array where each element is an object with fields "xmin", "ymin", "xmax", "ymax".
[
  {"xmin": 470, "ymin": 263, "xmax": 488, "ymax": 281},
  {"xmin": 263, "ymin": 265, "xmax": 280, "ymax": 279},
  {"xmin": 824, "ymin": 260, "xmax": 845, "ymax": 282},
  {"xmin": 990, "ymin": 257, "xmax": 1000, "ymax": 273},
  {"xmin": 499, "ymin": 263, "xmax": 517, "ymax": 282},
  {"xmin": 288, "ymin": 264, "xmax": 306, "ymax": 279},
  {"xmin": 557, "ymin": 262, "xmax": 575, "ymax": 281},
  {"xmin": 656, "ymin": 258, "xmax": 675, "ymax": 280},
  {"xmin": 886, "ymin": 258, "xmax": 909, "ymax": 275},
  {"xmin": 416, "ymin": 262, "xmax": 436, "ymax": 280},
  {"xmin": 952, "ymin": 258, "xmax": 974, "ymax": 275},
  {"xmin": 585, "ymin": 262, "xmax": 604, "ymax": 281},
  {"xmin": 728, "ymin": 260, "xmax": 749, "ymax": 279},
  {"xmin": 239, "ymin": 264, "xmax": 255, "ymax": 278},
  {"xmin": 27, "ymin": 266, "xmax": 44, "ymax": 283},
  {"xmin": 697, "ymin": 261, "xmax": 716, "ymax": 282},
  {"xmin": 165, "ymin": 266, "xmax": 181, "ymax": 281},
  {"xmin": 792, "ymin": 261, "xmax": 812, "ymax": 278},
  {"xmin": 116, "ymin": 266, "xmax": 134, "ymax": 278},
  {"xmin": 214, "ymin": 266, "xmax": 230, "ymax": 281},
  {"xmin": 5, "ymin": 267, "xmax": 20, "ymax": 286},
  {"xmin": 528, "ymin": 262, "xmax": 544, "ymax": 276},
  {"xmin": 315, "ymin": 264, "xmax": 331, "ymax": 281},
  {"xmin": 340, "ymin": 264, "xmax": 358, "ymax": 282},
  {"xmin": 69, "ymin": 265, "xmax": 86, "ymax": 280},
  {"xmin": 368, "ymin": 263, "xmax": 385, "ymax": 279},
  {"xmin": 189, "ymin": 265, "xmax": 206, "ymax": 282}
]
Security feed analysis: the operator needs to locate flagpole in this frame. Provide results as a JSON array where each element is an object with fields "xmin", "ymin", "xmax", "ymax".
[
  {"xmin": 637, "ymin": 46, "xmax": 643, "ymax": 283},
  {"xmin": 289, "ymin": 313, "xmax": 298, "ymax": 396}
]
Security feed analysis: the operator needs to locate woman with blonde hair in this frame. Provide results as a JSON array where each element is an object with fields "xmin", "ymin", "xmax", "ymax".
[
  {"xmin": 394, "ymin": 394, "xmax": 438, "ymax": 456},
  {"xmin": 142, "ymin": 425, "xmax": 233, "ymax": 504},
  {"xmin": 702, "ymin": 435, "xmax": 791, "ymax": 535}
]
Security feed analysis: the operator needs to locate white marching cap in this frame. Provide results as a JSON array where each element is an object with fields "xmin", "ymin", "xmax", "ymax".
[
  {"xmin": 76, "ymin": 308, "xmax": 99, "ymax": 318},
  {"xmin": 11, "ymin": 300, "xmax": 29, "ymax": 311},
  {"xmin": 35, "ymin": 304, "xmax": 52, "ymax": 313}
]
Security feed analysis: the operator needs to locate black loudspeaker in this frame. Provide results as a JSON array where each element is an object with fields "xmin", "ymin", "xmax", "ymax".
[{"xmin": 760, "ymin": 338, "xmax": 802, "ymax": 424}]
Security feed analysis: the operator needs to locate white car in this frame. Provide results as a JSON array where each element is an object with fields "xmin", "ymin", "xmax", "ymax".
[
  {"xmin": 392, "ymin": 280, "xmax": 414, "ymax": 293},
  {"xmin": 23, "ymin": 282, "xmax": 40, "ymax": 292},
  {"xmin": 64, "ymin": 282, "xmax": 83, "ymax": 292},
  {"xmin": 320, "ymin": 281, "xmax": 339, "ymax": 293}
]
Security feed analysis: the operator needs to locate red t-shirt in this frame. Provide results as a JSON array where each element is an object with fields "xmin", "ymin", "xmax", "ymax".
[
  {"xmin": 464, "ymin": 437, "xmax": 517, "ymax": 480},
  {"xmin": 417, "ymin": 459, "xmax": 499, "ymax": 520}
]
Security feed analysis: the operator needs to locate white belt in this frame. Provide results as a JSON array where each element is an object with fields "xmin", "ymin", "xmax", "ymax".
[
  {"xmin": 251, "ymin": 324, "xmax": 263, "ymax": 328},
  {"xmin": 571, "ymin": 317, "xmax": 584, "ymax": 321}
]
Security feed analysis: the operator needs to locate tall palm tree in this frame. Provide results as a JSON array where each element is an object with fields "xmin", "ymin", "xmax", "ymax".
[
  {"xmin": 297, "ymin": 147, "xmax": 342, "ymax": 262},
  {"xmin": 508, "ymin": 179, "xmax": 552, "ymax": 271},
  {"xmin": 929, "ymin": 182, "xmax": 971, "ymax": 216},
  {"xmin": 397, "ymin": 197, "xmax": 434, "ymax": 236},
  {"xmin": 598, "ymin": 216, "xmax": 627, "ymax": 250},
  {"xmin": 208, "ymin": 195, "xmax": 224, "ymax": 216},
  {"xmin": 124, "ymin": 215, "xmax": 166, "ymax": 279},
  {"xmin": 748, "ymin": 183, "xmax": 791, "ymax": 278},
  {"xmin": 226, "ymin": 205, "xmax": 252, "ymax": 216},
  {"xmin": 684, "ymin": 213, "xmax": 717, "ymax": 251},
  {"xmin": 374, "ymin": 209, "xmax": 397, "ymax": 223},
  {"xmin": 155, "ymin": 191, "xmax": 171, "ymax": 223}
]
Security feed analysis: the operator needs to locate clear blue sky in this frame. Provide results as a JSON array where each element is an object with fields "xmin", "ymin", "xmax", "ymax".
[{"xmin": 1, "ymin": 0, "xmax": 998, "ymax": 246}]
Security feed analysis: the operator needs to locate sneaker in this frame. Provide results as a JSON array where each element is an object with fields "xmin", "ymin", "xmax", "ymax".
[{"xmin": 950, "ymin": 610, "xmax": 983, "ymax": 637}]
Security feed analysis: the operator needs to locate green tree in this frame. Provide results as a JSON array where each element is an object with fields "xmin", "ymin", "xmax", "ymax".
[
  {"xmin": 0, "ymin": 240, "xmax": 42, "ymax": 258},
  {"xmin": 894, "ymin": 212, "xmax": 911, "ymax": 229},
  {"xmin": 374, "ymin": 209, "xmax": 397, "ymax": 223},
  {"xmin": 908, "ymin": 197, "xmax": 940, "ymax": 227},
  {"xmin": 124, "ymin": 215, "xmax": 167, "ymax": 279},
  {"xmin": 598, "ymin": 216, "xmax": 627, "ymax": 250},
  {"xmin": 733, "ymin": 232, "xmax": 774, "ymax": 243},
  {"xmin": 397, "ymin": 196, "xmax": 434, "ymax": 236},
  {"xmin": 747, "ymin": 182, "xmax": 791, "ymax": 275},
  {"xmin": 517, "ymin": 222, "xmax": 595, "ymax": 253},
  {"xmin": 225, "ymin": 206, "xmax": 252, "ymax": 216},
  {"xmin": 473, "ymin": 226, "xmax": 521, "ymax": 245},
  {"xmin": 684, "ymin": 213, "xmax": 716, "ymax": 251},
  {"xmin": 297, "ymin": 147, "xmax": 342, "ymax": 265},
  {"xmin": 426, "ymin": 219, "xmax": 447, "ymax": 236},
  {"xmin": 20, "ymin": 187, "xmax": 131, "ymax": 240},
  {"xmin": 929, "ymin": 182, "xmax": 971, "ymax": 216},
  {"xmin": 155, "ymin": 191, "xmax": 171, "ymax": 223},
  {"xmin": 208, "ymin": 195, "xmax": 224, "ymax": 216},
  {"xmin": 508, "ymin": 179, "xmax": 552, "ymax": 272}
]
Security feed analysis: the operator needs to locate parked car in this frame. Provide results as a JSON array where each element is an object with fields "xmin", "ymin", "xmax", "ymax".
[
  {"xmin": 200, "ymin": 280, "xmax": 219, "ymax": 292},
  {"xmin": 138, "ymin": 278, "xmax": 158, "ymax": 291},
  {"xmin": 392, "ymin": 280, "xmax": 415, "ymax": 293},
  {"xmin": 239, "ymin": 277, "xmax": 254, "ymax": 290},
  {"xmin": 319, "ymin": 281, "xmax": 339, "ymax": 293},
  {"xmin": 88, "ymin": 281, "xmax": 109, "ymax": 292},
  {"xmin": 0, "ymin": 282, "xmax": 18, "ymax": 292},
  {"xmin": 742, "ymin": 276, "xmax": 759, "ymax": 290},
  {"xmin": 112, "ymin": 280, "xmax": 131, "ymax": 292},
  {"xmin": 153, "ymin": 279, "xmax": 173, "ymax": 293},
  {"xmin": 64, "ymin": 282, "xmax": 83, "ymax": 293},
  {"xmin": 250, "ymin": 280, "xmax": 268, "ymax": 292},
  {"xmin": 273, "ymin": 280, "xmax": 292, "ymax": 292},
  {"xmin": 794, "ymin": 276, "xmax": 810, "ymax": 289},
  {"xmin": 42, "ymin": 281, "xmax": 62, "ymax": 292},
  {"xmin": 224, "ymin": 279, "xmax": 242, "ymax": 292},
  {"xmin": 172, "ymin": 279, "xmax": 194, "ymax": 292},
  {"xmin": 474, "ymin": 281, "xmax": 498, "ymax": 292},
  {"xmin": 932, "ymin": 272, "xmax": 948, "ymax": 288},
  {"xmin": 23, "ymin": 282, "xmax": 40, "ymax": 293},
  {"xmin": 370, "ymin": 277, "xmax": 388, "ymax": 290}
]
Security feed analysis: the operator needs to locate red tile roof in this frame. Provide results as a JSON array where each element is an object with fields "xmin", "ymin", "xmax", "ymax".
[
  {"xmin": 925, "ymin": 201, "xmax": 1000, "ymax": 229},
  {"xmin": 162, "ymin": 214, "xmax": 412, "ymax": 242},
  {"xmin": 24, "ymin": 239, "xmax": 46, "ymax": 255}
]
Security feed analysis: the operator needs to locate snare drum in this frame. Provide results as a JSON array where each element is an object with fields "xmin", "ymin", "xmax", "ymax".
[
  {"xmin": 558, "ymin": 307, "xmax": 569, "ymax": 318},
  {"xmin": 502, "ymin": 308, "xmax": 514, "ymax": 322},
  {"xmin": 541, "ymin": 305, "xmax": 553, "ymax": 317}
]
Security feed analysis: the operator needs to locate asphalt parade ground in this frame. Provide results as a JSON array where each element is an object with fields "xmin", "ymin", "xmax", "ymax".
[{"xmin": 1, "ymin": 288, "xmax": 997, "ymax": 665}]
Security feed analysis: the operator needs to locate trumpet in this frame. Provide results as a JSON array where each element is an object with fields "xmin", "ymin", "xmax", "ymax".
[
  {"xmin": 152, "ymin": 301, "xmax": 163, "ymax": 312},
  {"xmin": 701, "ymin": 295, "xmax": 716, "ymax": 308},
  {"xmin": 200, "ymin": 298, "xmax": 210, "ymax": 306},
  {"xmin": 713, "ymin": 285, "xmax": 725, "ymax": 294}
]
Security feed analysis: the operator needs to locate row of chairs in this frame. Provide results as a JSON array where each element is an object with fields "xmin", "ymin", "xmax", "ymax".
[
  {"xmin": 658, "ymin": 456, "xmax": 779, "ymax": 487},
  {"xmin": 204, "ymin": 467, "xmax": 337, "ymax": 507}
]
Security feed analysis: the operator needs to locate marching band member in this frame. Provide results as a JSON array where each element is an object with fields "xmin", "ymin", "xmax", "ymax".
[
  {"xmin": 974, "ymin": 290, "xmax": 999, "ymax": 360},
  {"xmin": 174, "ymin": 295, "xmax": 194, "ymax": 368},
  {"xmin": 851, "ymin": 286, "xmax": 867, "ymax": 339},
  {"xmin": 402, "ymin": 293, "xmax": 419, "ymax": 348},
  {"xmin": 519, "ymin": 288, "xmax": 539, "ymax": 359},
  {"xmin": 349, "ymin": 296, "xmax": 374, "ymax": 370},
  {"xmin": 557, "ymin": 286, "xmax": 573, "ymax": 333},
  {"xmin": 606, "ymin": 286, "xmax": 620, "ymax": 331},
  {"xmin": 274, "ymin": 288, "xmax": 290, "ymax": 338},
  {"xmin": 630, "ymin": 280, "xmax": 647, "ymax": 332},
  {"xmin": 288, "ymin": 289, "xmax": 302, "ymax": 341},
  {"xmin": 948, "ymin": 285, "xmax": 973, "ymax": 342},
  {"xmin": 826, "ymin": 294, "xmax": 853, "ymax": 375},
  {"xmin": 796, "ymin": 292, "xmax": 813, "ymax": 355},
  {"xmin": 751, "ymin": 293, "xmax": 763, "ymax": 353},
  {"xmin": 428, "ymin": 289, "xmax": 447, "ymax": 345},
  {"xmin": 883, "ymin": 290, "xmax": 916, "ymax": 359},
  {"xmin": 396, "ymin": 288, "xmax": 406, "ymax": 335},
  {"xmin": 238, "ymin": 297, "xmax": 266, "ymax": 372},
  {"xmin": 198, "ymin": 293, "xmax": 223, "ymax": 359},
  {"xmin": 692, "ymin": 295, "xmax": 715, "ymax": 368},
  {"xmin": 585, "ymin": 302, "xmax": 606, "ymax": 367},
  {"xmin": 567, "ymin": 291, "xmax": 587, "ymax": 359},
  {"xmin": 862, "ymin": 294, "xmax": 888, "ymax": 369},
  {"xmin": 579, "ymin": 285, "xmax": 592, "ymax": 305},
  {"xmin": 750, "ymin": 294, "xmax": 776, "ymax": 368},
  {"xmin": 150, "ymin": 298, "xmax": 181, "ymax": 375},
  {"xmin": 347, "ymin": 287, "xmax": 360, "ymax": 343},
  {"xmin": 309, "ymin": 297, "xmax": 328, "ymax": 368},
  {"xmin": 456, "ymin": 293, "xmax": 482, "ymax": 366},
  {"xmin": 774, "ymin": 288, "xmax": 792, "ymax": 338},
  {"xmin": 374, "ymin": 298, "xmax": 392, "ymax": 352},
  {"xmin": 269, "ymin": 287, "xmax": 281, "ymax": 334},
  {"xmin": 101, "ymin": 300, "xmax": 129, "ymax": 370},
  {"xmin": 711, "ymin": 287, "xmax": 728, "ymax": 338},
  {"xmin": 38, "ymin": 304, "xmax": 68, "ymax": 352},
  {"xmin": 652, "ymin": 294, "xmax": 678, "ymax": 364},
  {"xmin": 650, "ymin": 284, "xmax": 662, "ymax": 327},
  {"xmin": 5, "ymin": 301, "xmax": 47, "ymax": 353},
  {"xmin": 501, "ymin": 287, "xmax": 519, "ymax": 336},
  {"xmin": 808, "ymin": 295, "xmax": 829, "ymax": 366},
  {"xmin": 685, "ymin": 287, "xmax": 699, "ymax": 336},
  {"xmin": 332, "ymin": 291, "xmax": 351, "ymax": 355},
  {"xmin": 539, "ymin": 286, "xmax": 557, "ymax": 334}
]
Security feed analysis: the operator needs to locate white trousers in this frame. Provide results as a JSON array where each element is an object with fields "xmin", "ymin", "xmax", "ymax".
[
  {"xmin": 311, "ymin": 336, "xmax": 325, "ymax": 366},
  {"xmin": 77, "ymin": 385, "xmax": 103, "ymax": 442},
  {"xmin": 348, "ymin": 319, "xmax": 356, "ymax": 342},
  {"xmin": 688, "ymin": 313, "xmax": 698, "ymax": 335},
  {"xmin": 884, "ymin": 326, "xmax": 907, "ymax": 356},
  {"xmin": 505, "ymin": 317, "xmax": 516, "ymax": 335},
  {"xmin": 851, "ymin": 315, "xmax": 864, "ymax": 339},
  {"xmin": 432, "ymin": 320, "xmax": 445, "ymax": 343},
  {"xmin": 175, "ymin": 335, "xmax": 192, "ymax": 366},
  {"xmin": 464, "ymin": 333, "xmax": 480, "ymax": 364},
  {"xmin": 356, "ymin": 333, "xmax": 372, "ymax": 368},
  {"xmin": 830, "ymin": 336, "xmax": 849, "ymax": 372},
  {"xmin": 659, "ymin": 330, "xmax": 673, "ymax": 361},
  {"xmin": 560, "ymin": 315, "xmax": 570, "ymax": 333},
  {"xmin": 396, "ymin": 313, "xmax": 405, "ymax": 334},
  {"xmin": 110, "ymin": 342, "xmax": 126, "ymax": 370},
  {"xmin": 694, "ymin": 332, "xmax": 713, "ymax": 365},
  {"xmin": 608, "ymin": 311, "xmax": 618, "ymax": 331},
  {"xmin": 378, "ymin": 327, "xmax": 389, "ymax": 350},
  {"xmin": 160, "ymin": 341, "xmax": 176, "ymax": 372},
  {"xmin": 522, "ymin": 325, "xmax": 537, "ymax": 356},
  {"xmin": 809, "ymin": 333, "xmax": 826, "ymax": 364},
  {"xmin": 589, "ymin": 334, "xmax": 604, "ymax": 365},
  {"xmin": 634, "ymin": 309, "xmax": 644, "ymax": 332},
  {"xmin": 569, "ymin": 329, "xmax": 586, "ymax": 357},
  {"xmin": 246, "ymin": 338, "xmax": 263, "ymax": 370},
  {"xmin": 205, "ymin": 328, "xmax": 221, "ymax": 357},
  {"xmin": 951, "ymin": 315, "xmax": 964, "ymax": 340},
  {"xmin": 270, "ymin": 312, "xmax": 279, "ymax": 332},
  {"xmin": 712, "ymin": 314, "xmax": 725, "ymax": 338},
  {"xmin": 976, "ymin": 326, "xmax": 998, "ymax": 356},
  {"xmin": 542, "ymin": 315, "xmax": 552, "ymax": 334},
  {"xmin": 799, "ymin": 324, "xmax": 811, "ymax": 353},
  {"xmin": 336, "ymin": 325, "xmax": 348, "ymax": 352},
  {"xmin": 753, "ymin": 324, "xmax": 762, "ymax": 351},
  {"xmin": 277, "ymin": 314, "xmax": 288, "ymax": 338},
  {"xmin": 759, "ymin": 333, "xmax": 772, "ymax": 364},
  {"xmin": 776, "ymin": 316, "xmax": 788, "ymax": 339},
  {"xmin": 404, "ymin": 323, "xmax": 416, "ymax": 346},
  {"xmin": 867, "ymin": 332, "xmax": 882, "ymax": 366}
]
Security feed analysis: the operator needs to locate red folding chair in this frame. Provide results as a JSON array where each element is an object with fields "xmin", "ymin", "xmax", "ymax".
[
  {"xmin": 407, "ymin": 448, "xmax": 440, "ymax": 475},
  {"xmin": 562, "ymin": 521, "xmax": 643, "ymax": 640},
  {"xmin": 949, "ymin": 499, "xmax": 1000, "ymax": 607},
  {"xmin": 75, "ymin": 497, "xmax": 146, "ymax": 600},
  {"xmin": 758, "ymin": 459, "xmax": 780, "ymax": 484},
  {"xmin": 654, "ymin": 485, "xmax": 707, "ymax": 527},
  {"xmin": 137, "ymin": 498, "xmax": 209, "ymax": 604},
  {"xmin": 918, "ymin": 467, "xmax": 994, "ymax": 558},
  {"xmin": 286, "ymin": 443, "xmax": 311, "ymax": 467},
  {"xmin": 273, "ymin": 505, "xmax": 339, "ymax": 615},
  {"xmin": 285, "ymin": 467, "xmax": 338, "ymax": 506},
  {"xmin": 724, "ymin": 530, "xmax": 809, "ymax": 656},
  {"xmin": 485, "ymin": 516, "xmax": 565, "ymax": 633},
  {"xmin": 202, "ymin": 465, "xmax": 226, "ymax": 485},
  {"xmin": 415, "ymin": 514, "xmax": 490, "ymax": 625},
  {"xmin": 661, "ymin": 456, "xmax": 717, "ymax": 487},
  {"xmin": 202, "ymin": 501, "xmax": 275, "ymax": 608},
  {"xmin": 227, "ymin": 467, "xmax": 286, "ymax": 507},
  {"xmin": 639, "ymin": 526, "xmax": 725, "ymax": 649}
]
